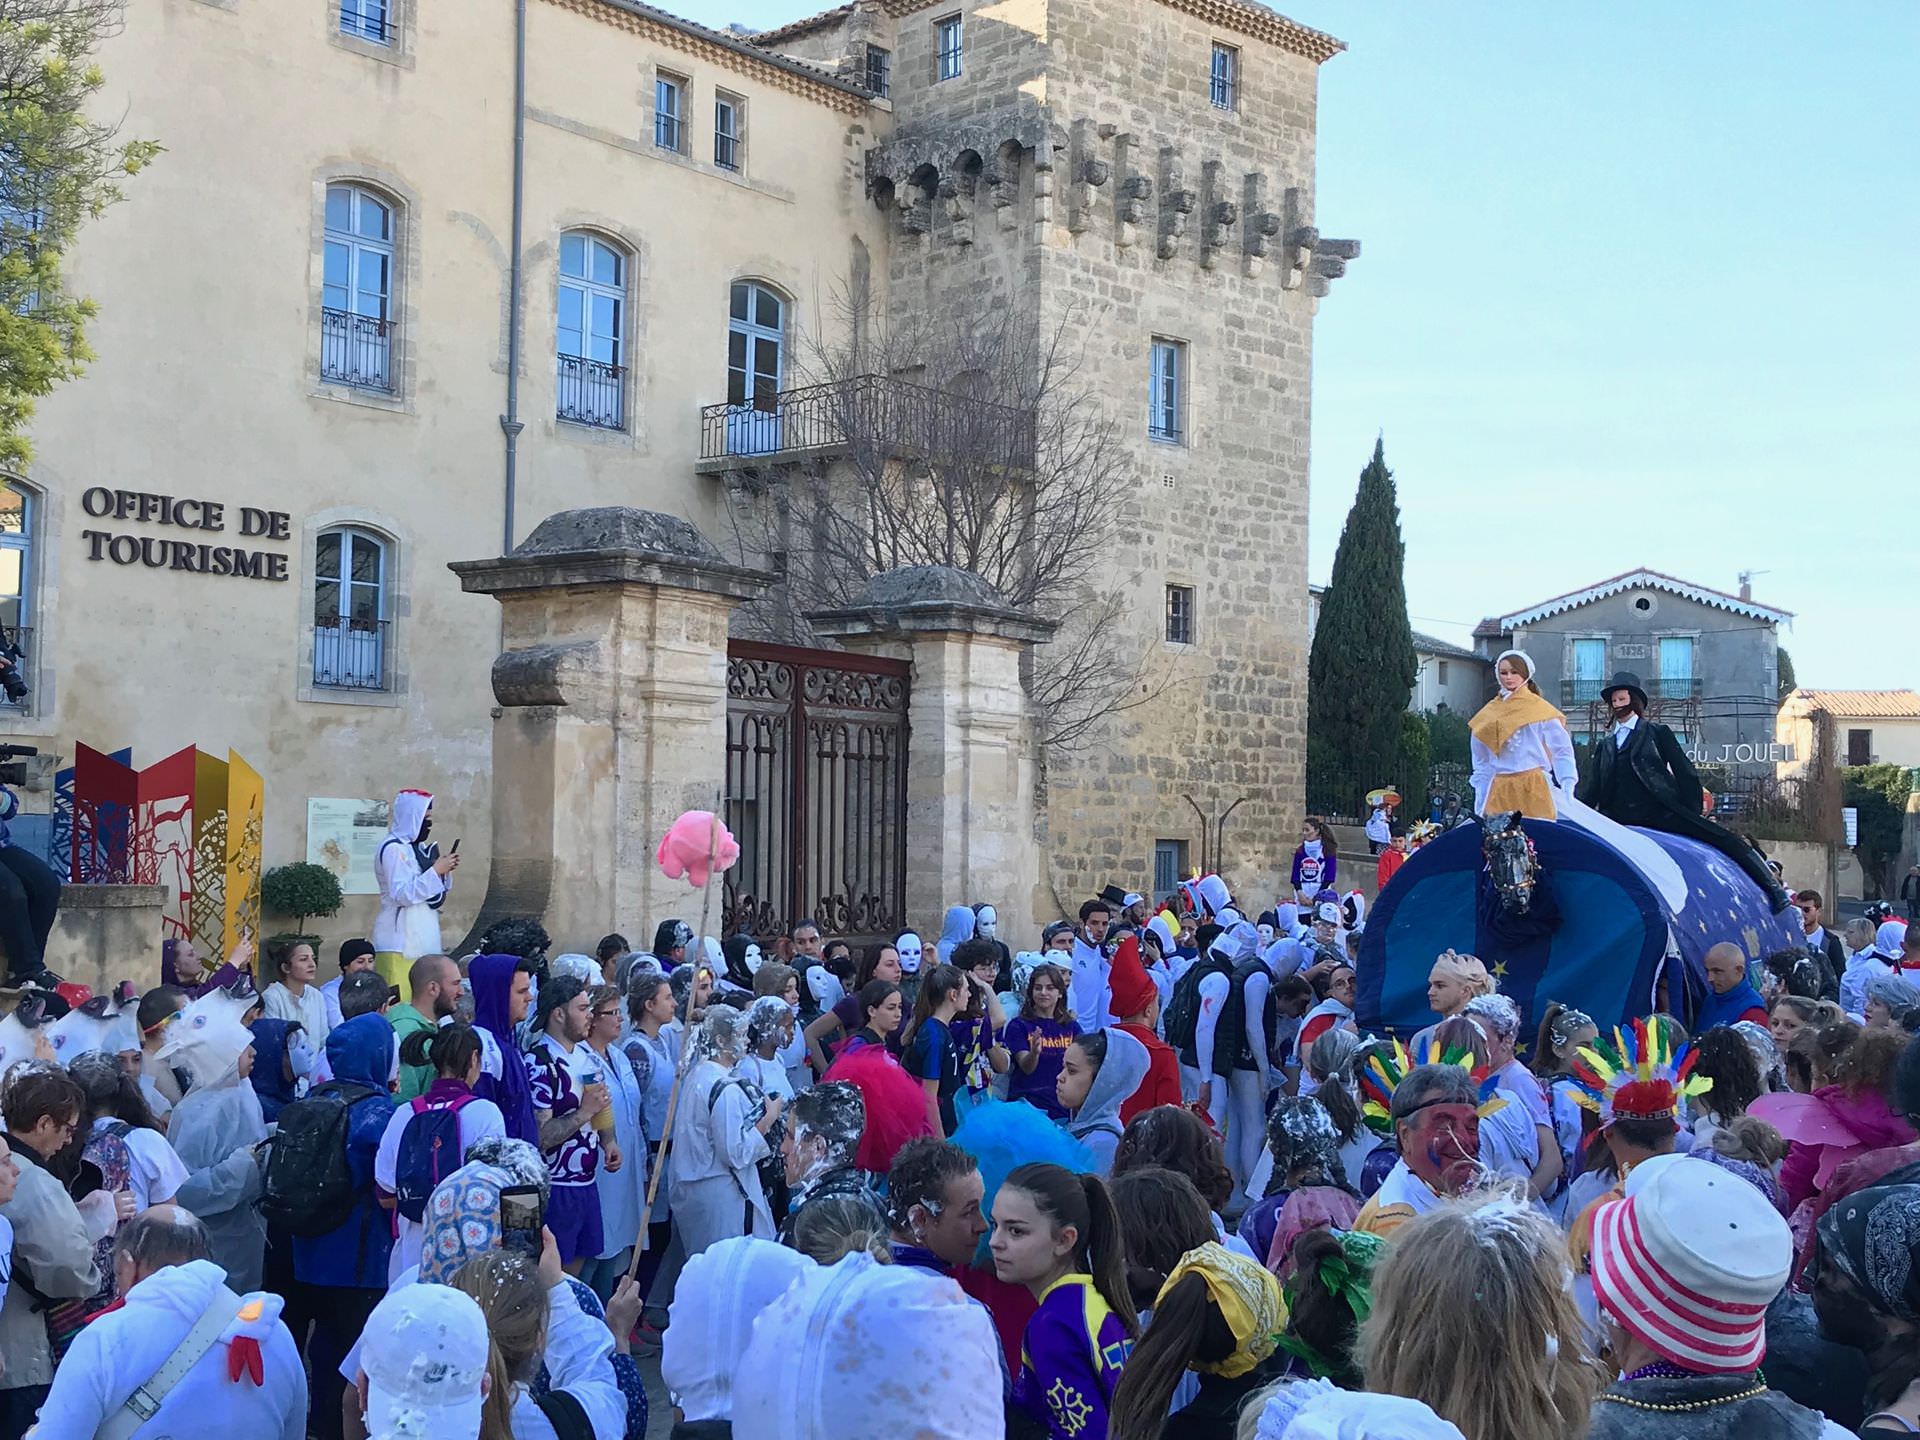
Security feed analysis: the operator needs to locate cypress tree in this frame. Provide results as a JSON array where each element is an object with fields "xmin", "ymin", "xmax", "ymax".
[{"xmin": 1307, "ymin": 439, "xmax": 1419, "ymax": 813}]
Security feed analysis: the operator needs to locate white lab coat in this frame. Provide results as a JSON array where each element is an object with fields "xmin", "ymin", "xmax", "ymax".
[
  {"xmin": 372, "ymin": 790, "xmax": 446, "ymax": 958},
  {"xmin": 668, "ymin": 1058, "xmax": 773, "ymax": 1257}
]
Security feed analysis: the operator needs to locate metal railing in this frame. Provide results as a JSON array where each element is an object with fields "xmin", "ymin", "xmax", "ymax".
[
  {"xmin": 1563, "ymin": 675, "xmax": 1702, "ymax": 706},
  {"xmin": 698, "ymin": 372, "xmax": 1037, "ymax": 465},
  {"xmin": 320, "ymin": 308, "xmax": 395, "ymax": 392},
  {"xmin": 338, "ymin": 4, "xmax": 394, "ymax": 43},
  {"xmin": 313, "ymin": 618, "xmax": 389, "ymax": 691},
  {"xmin": 556, "ymin": 354, "xmax": 624, "ymax": 429}
]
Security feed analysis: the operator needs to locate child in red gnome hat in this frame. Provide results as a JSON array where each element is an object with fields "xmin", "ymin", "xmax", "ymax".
[{"xmin": 1108, "ymin": 935, "xmax": 1182, "ymax": 1125}]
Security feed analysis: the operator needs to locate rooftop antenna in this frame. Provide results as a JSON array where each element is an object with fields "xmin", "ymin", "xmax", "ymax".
[{"xmin": 1737, "ymin": 568, "xmax": 1769, "ymax": 601}]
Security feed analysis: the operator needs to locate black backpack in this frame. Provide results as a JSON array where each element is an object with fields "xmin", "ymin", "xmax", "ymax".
[{"xmin": 262, "ymin": 1081, "xmax": 378, "ymax": 1237}]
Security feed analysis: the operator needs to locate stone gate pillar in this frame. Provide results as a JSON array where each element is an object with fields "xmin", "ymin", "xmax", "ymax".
[
  {"xmin": 449, "ymin": 508, "xmax": 770, "ymax": 951},
  {"xmin": 809, "ymin": 567, "xmax": 1056, "ymax": 946}
]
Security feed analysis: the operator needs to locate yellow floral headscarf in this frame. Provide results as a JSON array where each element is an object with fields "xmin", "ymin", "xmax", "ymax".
[{"xmin": 1156, "ymin": 1241, "xmax": 1284, "ymax": 1378}]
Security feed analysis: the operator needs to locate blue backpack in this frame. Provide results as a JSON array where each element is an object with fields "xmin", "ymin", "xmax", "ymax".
[{"xmin": 394, "ymin": 1092, "xmax": 475, "ymax": 1222}]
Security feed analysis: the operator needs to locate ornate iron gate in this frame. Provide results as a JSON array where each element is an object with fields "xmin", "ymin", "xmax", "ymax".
[{"xmin": 722, "ymin": 641, "xmax": 910, "ymax": 948}]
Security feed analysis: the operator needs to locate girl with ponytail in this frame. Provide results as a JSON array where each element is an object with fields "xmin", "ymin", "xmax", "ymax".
[
  {"xmin": 1107, "ymin": 1241, "xmax": 1286, "ymax": 1440},
  {"xmin": 991, "ymin": 1162, "xmax": 1138, "ymax": 1440},
  {"xmin": 375, "ymin": 1022, "xmax": 509, "ymax": 1282}
]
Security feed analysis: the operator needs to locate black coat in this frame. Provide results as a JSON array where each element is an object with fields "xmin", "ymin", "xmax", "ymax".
[
  {"xmin": 1577, "ymin": 718, "xmax": 1704, "ymax": 825},
  {"xmin": 1578, "ymin": 718, "xmax": 1784, "ymax": 902}
]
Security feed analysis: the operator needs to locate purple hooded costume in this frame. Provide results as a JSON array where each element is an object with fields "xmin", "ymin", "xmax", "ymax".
[{"xmin": 470, "ymin": 952, "xmax": 538, "ymax": 1144}]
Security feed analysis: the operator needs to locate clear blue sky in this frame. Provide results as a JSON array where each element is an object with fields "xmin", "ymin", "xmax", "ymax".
[{"xmin": 677, "ymin": 0, "xmax": 1918, "ymax": 689}]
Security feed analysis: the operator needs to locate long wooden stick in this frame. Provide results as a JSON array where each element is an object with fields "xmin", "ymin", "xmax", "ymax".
[{"xmin": 629, "ymin": 810, "xmax": 724, "ymax": 1285}]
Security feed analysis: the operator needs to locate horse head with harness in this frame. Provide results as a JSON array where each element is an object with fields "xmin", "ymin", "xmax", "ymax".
[{"xmin": 1480, "ymin": 810, "xmax": 1541, "ymax": 915}]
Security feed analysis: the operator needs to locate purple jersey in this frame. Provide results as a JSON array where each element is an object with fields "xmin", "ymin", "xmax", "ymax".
[
  {"xmin": 1003, "ymin": 1016, "xmax": 1076, "ymax": 1120},
  {"xmin": 1014, "ymin": 1274, "xmax": 1132, "ymax": 1440},
  {"xmin": 529, "ymin": 1035, "xmax": 602, "ymax": 1186}
]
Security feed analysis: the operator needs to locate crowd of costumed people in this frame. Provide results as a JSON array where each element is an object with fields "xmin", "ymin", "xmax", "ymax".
[{"xmin": 0, "ymin": 753, "xmax": 1916, "ymax": 1440}]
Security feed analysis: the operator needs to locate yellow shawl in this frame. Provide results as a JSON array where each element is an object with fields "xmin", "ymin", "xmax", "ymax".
[{"xmin": 1469, "ymin": 688, "xmax": 1566, "ymax": 755}]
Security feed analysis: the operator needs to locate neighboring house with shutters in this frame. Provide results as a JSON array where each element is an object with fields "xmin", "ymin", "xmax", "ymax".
[
  {"xmin": 1471, "ymin": 569, "xmax": 1792, "ymax": 760},
  {"xmin": 1777, "ymin": 690, "xmax": 1920, "ymax": 774}
]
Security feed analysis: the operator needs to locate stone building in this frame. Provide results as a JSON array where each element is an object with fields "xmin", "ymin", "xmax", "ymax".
[
  {"xmin": 1473, "ymin": 569, "xmax": 1791, "ymax": 763},
  {"xmin": 1, "ymin": 0, "xmax": 1354, "ymax": 957}
]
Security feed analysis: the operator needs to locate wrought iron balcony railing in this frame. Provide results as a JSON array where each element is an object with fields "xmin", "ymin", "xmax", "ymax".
[
  {"xmin": 1564, "ymin": 675, "xmax": 1703, "ymax": 707},
  {"xmin": 320, "ymin": 308, "xmax": 395, "ymax": 392},
  {"xmin": 339, "ymin": 6, "xmax": 396, "ymax": 43},
  {"xmin": 697, "ymin": 373, "xmax": 1037, "ymax": 468},
  {"xmin": 556, "ymin": 354, "xmax": 624, "ymax": 430},
  {"xmin": 313, "ymin": 618, "xmax": 390, "ymax": 691}
]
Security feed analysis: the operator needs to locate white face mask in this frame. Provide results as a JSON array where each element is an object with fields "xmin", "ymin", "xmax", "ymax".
[
  {"xmin": 744, "ymin": 944, "xmax": 764, "ymax": 975},
  {"xmin": 897, "ymin": 933, "xmax": 924, "ymax": 973},
  {"xmin": 287, "ymin": 1037, "xmax": 316, "ymax": 1080},
  {"xmin": 1258, "ymin": 923, "xmax": 1276, "ymax": 947},
  {"xmin": 976, "ymin": 906, "xmax": 998, "ymax": 942}
]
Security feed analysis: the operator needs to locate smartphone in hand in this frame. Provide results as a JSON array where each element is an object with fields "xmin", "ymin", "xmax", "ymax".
[{"xmin": 501, "ymin": 1183, "xmax": 544, "ymax": 1258}]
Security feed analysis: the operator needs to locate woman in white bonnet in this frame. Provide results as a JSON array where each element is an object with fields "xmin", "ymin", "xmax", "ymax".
[{"xmin": 731, "ymin": 1252, "xmax": 1002, "ymax": 1440}]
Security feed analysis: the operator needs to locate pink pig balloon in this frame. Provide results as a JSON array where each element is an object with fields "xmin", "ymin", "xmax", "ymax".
[{"xmin": 656, "ymin": 810, "xmax": 741, "ymax": 887}]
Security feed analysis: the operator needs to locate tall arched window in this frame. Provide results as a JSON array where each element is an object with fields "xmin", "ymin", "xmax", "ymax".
[
  {"xmin": 313, "ymin": 526, "xmax": 390, "ymax": 690},
  {"xmin": 0, "ymin": 481, "xmax": 32, "ymax": 709},
  {"xmin": 726, "ymin": 280, "xmax": 785, "ymax": 455},
  {"xmin": 321, "ymin": 184, "xmax": 396, "ymax": 392},
  {"xmin": 556, "ymin": 232, "xmax": 627, "ymax": 430}
]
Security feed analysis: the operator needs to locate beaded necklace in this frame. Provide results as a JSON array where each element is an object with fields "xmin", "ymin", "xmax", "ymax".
[{"xmin": 1596, "ymin": 1366, "xmax": 1770, "ymax": 1414}]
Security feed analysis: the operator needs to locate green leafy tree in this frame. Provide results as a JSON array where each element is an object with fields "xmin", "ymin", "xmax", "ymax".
[
  {"xmin": 1395, "ymin": 710, "xmax": 1430, "ymax": 803},
  {"xmin": 1307, "ymin": 439, "xmax": 1418, "ymax": 813},
  {"xmin": 260, "ymin": 861, "xmax": 344, "ymax": 935},
  {"xmin": 1844, "ymin": 763, "xmax": 1915, "ymax": 897},
  {"xmin": 1776, "ymin": 645, "xmax": 1797, "ymax": 702},
  {"xmin": 0, "ymin": 0, "xmax": 159, "ymax": 467},
  {"xmin": 1426, "ymin": 707, "xmax": 1472, "ymax": 770}
]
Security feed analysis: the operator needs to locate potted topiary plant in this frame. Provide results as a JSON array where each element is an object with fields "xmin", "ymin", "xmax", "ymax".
[{"xmin": 260, "ymin": 861, "xmax": 346, "ymax": 943}]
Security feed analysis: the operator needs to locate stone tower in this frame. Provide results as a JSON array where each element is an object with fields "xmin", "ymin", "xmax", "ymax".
[{"xmin": 759, "ymin": 0, "xmax": 1357, "ymax": 908}]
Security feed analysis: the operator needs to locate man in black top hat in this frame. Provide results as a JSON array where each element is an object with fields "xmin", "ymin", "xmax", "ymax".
[{"xmin": 1577, "ymin": 671, "xmax": 1790, "ymax": 912}]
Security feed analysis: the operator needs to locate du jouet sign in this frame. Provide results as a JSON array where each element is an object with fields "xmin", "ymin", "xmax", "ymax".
[
  {"xmin": 1688, "ymin": 741, "xmax": 1796, "ymax": 766},
  {"xmin": 78, "ymin": 487, "xmax": 292, "ymax": 581}
]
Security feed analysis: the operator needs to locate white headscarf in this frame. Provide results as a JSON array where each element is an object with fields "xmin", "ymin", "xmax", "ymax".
[
  {"xmin": 547, "ymin": 953, "xmax": 600, "ymax": 987},
  {"xmin": 1253, "ymin": 1378, "xmax": 1466, "ymax": 1439},
  {"xmin": 1494, "ymin": 648, "xmax": 1536, "ymax": 685},
  {"xmin": 731, "ymin": 1252, "xmax": 1002, "ymax": 1440},
  {"xmin": 662, "ymin": 1236, "xmax": 812, "ymax": 1422}
]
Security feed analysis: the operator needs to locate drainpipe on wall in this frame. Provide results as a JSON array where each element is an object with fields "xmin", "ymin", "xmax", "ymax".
[{"xmin": 499, "ymin": 0, "xmax": 528, "ymax": 567}]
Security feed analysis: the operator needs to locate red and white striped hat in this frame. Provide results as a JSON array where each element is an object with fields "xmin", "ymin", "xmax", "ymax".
[{"xmin": 1590, "ymin": 1157, "xmax": 1789, "ymax": 1374}]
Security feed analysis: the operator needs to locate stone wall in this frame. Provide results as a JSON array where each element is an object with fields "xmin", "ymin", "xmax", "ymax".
[
  {"xmin": 865, "ymin": 0, "xmax": 1350, "ymax": 913},
  {"xmin": 47, "ymin": 885, "xmax": 167, "ymax": 998}
]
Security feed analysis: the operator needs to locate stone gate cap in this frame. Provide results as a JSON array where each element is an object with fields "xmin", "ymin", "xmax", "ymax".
[
  {"xmin": 807, "ymin": 564, "xmax": 1058, "ymax": 643},
  {"xmin": 450, "ymin": 506, "xmax": 771, "ymax": 600}
]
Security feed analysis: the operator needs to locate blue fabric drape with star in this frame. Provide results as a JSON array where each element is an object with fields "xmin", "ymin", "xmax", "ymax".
[{"xmin": 1357, "ymin": 819, "xmax": 1799, "ymax": 1036}]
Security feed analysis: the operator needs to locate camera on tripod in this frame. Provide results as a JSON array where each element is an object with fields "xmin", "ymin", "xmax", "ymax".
[
  {"xmin": 0, "ymin": 743, "xmax": 37, "ymax": 787},
  {"xmin": 0, "ymin": 626, "xmax": 26, "ymax": 704}
]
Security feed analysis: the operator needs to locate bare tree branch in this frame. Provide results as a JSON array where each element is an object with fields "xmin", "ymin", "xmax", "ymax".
[{"xmin": 719, "ymin": 287, "xmax": 1191, "ymax": 756}]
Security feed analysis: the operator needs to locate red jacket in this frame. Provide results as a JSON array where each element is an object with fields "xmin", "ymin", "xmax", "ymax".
[
  {"xmin": 1116, "ymin": 1021, "xmax": 1182, "ymax": 1125},
  {"xmin": 1376, "ymin": 847, "xmax": 1407, "ymax": 890}
]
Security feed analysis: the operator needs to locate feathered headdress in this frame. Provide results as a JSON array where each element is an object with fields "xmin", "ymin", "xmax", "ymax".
[
  {"xmin": 1357, "ymin": 1037, "xmax": 1508, "ymax": 1136},
  {"xmin": 1569, "ymin": 1016, "xmax": 1712, "ymax": 1124}
]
